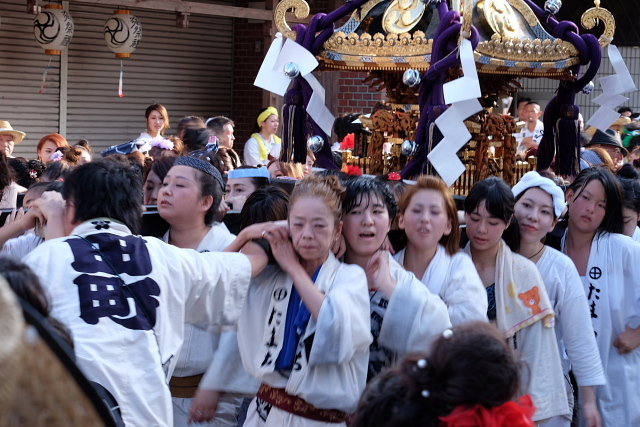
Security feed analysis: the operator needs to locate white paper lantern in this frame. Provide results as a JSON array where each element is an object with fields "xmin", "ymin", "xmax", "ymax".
[
  {"xmin": 33, "ymin": 4, "xmax": 74, "ymax": 55},
  {"xmin": 103, "ymin": 10, "xmax": 142, "ymax": 58}
]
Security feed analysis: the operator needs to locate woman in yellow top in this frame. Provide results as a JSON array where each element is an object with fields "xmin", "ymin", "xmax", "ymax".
[{"xmin": 244, "ymin": 107, "xmax": 281, "ymax": 166}]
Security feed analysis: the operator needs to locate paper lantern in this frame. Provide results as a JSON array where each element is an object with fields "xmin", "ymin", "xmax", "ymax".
[
  {"xmin": 103, "ymin": 10, "xmax": 142, "ymax": 58},
  {"xmin": 33, "ymin": 4, "xmax": 74, "ymax": 55}
]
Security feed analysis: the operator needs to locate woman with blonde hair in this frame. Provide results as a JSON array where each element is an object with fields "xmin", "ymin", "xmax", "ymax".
[
  {"xmin": 340, "ymin": 177, "xmax": 451, "ymax": 380},
  {"xmin": 267, "ymin": 159, "xmax": 304, "ymax": 180},
  {"xmin": 393, "ymin": 175, "xmax": 487, "ymax": 325}
]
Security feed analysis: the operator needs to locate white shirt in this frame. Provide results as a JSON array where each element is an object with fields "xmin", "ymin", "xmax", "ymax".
[
  {"xmin": 243, "ymin": 135, "xmax": 281, "ymax": 166},
  {"xmin": 394, "ymin": 245, "xmax": 487, "ymax": 326},
  {"xmin": 24, "ymin": 219, "xmax": 253, "ymax": 427},
  {"xmin": 514, "ymin": 120, "xmax": 544, "ymax": 153},
  {"xmin": 238, "ymin": 254, "xmax": 371, "ymax": 417},
  {"xmin": 536, "ymin": 247, "xmax": 605, "ymax": 387},
  {"xmin": 1, "ymin": 233, "xmax": 43, "ymax": 259}
]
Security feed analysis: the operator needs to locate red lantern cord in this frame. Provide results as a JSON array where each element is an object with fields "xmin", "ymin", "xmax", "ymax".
[
  {"xmin": 39, "ymin": 56, "xmax": 53, "ymax": 94},
  {"xmin": 118, "ymin": 60, "xmax": 125, "ymax": 97}
]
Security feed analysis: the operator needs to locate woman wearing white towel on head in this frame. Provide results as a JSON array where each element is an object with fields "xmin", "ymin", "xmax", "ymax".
[
  {"xmin": 512, "ymin": 171, "xmax": 605, "ymax": 427},
  {"xmin": 561, "ymin": 167, "xmax": 640, "ymax": 426}
]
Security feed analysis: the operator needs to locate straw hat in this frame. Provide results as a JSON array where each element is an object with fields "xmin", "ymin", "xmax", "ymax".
[
  {"xmin": 0, "ymin": 276, "xmax": 117, "ymax": 427},
  {"xmin": 0, "ymin": 121, "xmax": 26, "ymax": 144}
]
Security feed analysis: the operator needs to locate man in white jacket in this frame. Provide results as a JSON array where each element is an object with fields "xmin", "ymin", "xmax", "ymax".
[{"xmin": 24, "ymin": 159, "xmax": 266, "ymax": 427}]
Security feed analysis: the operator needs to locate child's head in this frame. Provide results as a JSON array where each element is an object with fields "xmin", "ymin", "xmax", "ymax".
[
  {"xmin": 351, "ymin": 322, "xmax": 523, "ymax": 427},
  {"xmin": 240, "ymin": 186, "xmax": 290, "ymax": 230},
  {"xmin": 566, "ymin": 167, "xmax": 623, "ymax": 235},
  {"xmin": 342, "ymin": 178, "xmax": 397, "ymax": 260},
  {"xmin": 398, "ymin": 175, "xmax": 458, "ymax": 255}
]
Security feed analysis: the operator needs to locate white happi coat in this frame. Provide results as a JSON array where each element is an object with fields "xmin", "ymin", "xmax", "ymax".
[
  {"xmin": 393, "ymin": 245, "xmax": 487, "ymax": 326},
  {"xmin": 237, "ymin": 253, "xmax": 371, "ymax": 425},
  {"xmin": 536, "ymin": 248, "xmax": 605, "ymax": 384},
  {"xmin": 23, "ymin": 219, "xmax": 253, "ymax": 427},
  {"xmin": 368, "ymin": 253, "xmax": 451, "ymax": 378},
  {"xmin": 464, "ymin": 241, "xmax": 569, "ymax": 422},
  {"xmin": 632, "ymin": 226, "xmax": 640, "ymax": 243},
  {"xmin": 561, "ymin": 232, "xmax": 640, "ymax": 426},
  {"xmin": 164, "ymin": 224, "xmax": 260, "ymax": 427},
  {"xmin": 535, "ymin": 247, "xmax": 605, "ymax": 423}
]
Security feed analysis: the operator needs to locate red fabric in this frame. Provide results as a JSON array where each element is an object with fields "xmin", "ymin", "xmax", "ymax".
[
  {"xmin": 344, "ymin": 165, "xmax": 362, "ymax": 176},
  {"xmin": 439, "ymin": 396, "xmax": 536, "ymax": 427},
  {"xmin": 388, "ymin": 172, "xmax": 402, "ymax": 181},
  {"xmin": 340, "ymin": 133, "xmax": 355, "ymax": 150}
]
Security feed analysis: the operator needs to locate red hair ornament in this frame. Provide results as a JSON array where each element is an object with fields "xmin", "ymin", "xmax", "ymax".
[{"xmin": 439, "ymin": 395, "xmax": 535, "ymax": 427}]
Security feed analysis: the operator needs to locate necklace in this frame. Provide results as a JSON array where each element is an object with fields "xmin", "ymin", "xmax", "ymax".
[{"xmin": 527, "ymin": 245, "xmax": 545, "ymax": 260}]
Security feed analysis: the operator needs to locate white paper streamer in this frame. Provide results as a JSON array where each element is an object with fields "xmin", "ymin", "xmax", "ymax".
[
  {"xmin": 253, "ymin": 36, "xmax": 335, "ymax": 135},
  {"xmin": 429, "ymin": 39, "xmax": 483, "ymax": 186},
  {"xmin": 254, "ymin": 34, "xmax": 288, "ymax": 96},
  {"xmin": 586, "ymin": 44, "xmax": 637, "ymax": 132}
]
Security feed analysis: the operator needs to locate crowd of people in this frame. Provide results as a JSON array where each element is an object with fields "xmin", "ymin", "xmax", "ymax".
[{"xmin": 0, "ymin": 102, "xmax": 639, "ymax": 427}]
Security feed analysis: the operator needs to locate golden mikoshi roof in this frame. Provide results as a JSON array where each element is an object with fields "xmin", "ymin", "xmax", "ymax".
[{"xmin": 274, "ymin": 0, "xmax": 615, "ymax": 78}]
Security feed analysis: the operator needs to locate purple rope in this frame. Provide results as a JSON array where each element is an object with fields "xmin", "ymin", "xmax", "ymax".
[
  {"xmin": 575, "ymin": 34, "xmax": 602, "ymax": 89},
  {"xmin": 312, "ymin": 26, "xmax": 335, "ymax": 54},
  {"xmin": 402, "ymin": 3, "xmax": 481, "ymax": 177}
]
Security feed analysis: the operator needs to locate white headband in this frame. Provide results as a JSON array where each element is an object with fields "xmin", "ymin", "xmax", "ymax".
[{"xmin": 512, "ymin": 171, "xmax": 566, "ymax": 218}]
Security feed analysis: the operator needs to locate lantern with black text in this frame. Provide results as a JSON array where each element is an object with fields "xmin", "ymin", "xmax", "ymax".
[
  {"xmin": 103, "ymin": 10, "xmax": 142, "ymax": 58},
  {"xmin": 103, "ymin": 10, "xmax": 142, "ymax": 97},
  {"xmin": 33, "ymin": 4, "xmax": 74, "ymax": 55}
]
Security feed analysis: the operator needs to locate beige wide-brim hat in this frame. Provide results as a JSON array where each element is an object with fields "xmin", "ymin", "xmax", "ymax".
[{"xmin": 0, "ymin": 121, "xmax": 26, "ymax": 144}]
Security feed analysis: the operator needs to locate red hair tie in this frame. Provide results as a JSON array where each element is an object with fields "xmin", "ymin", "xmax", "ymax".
[
  {"xmin": 388, "ymin": 172, "xmax": 402, "ymax": 181},
  {"xmin": 439, "ymin": 395, "xmax": 536, "ymax": 427}
]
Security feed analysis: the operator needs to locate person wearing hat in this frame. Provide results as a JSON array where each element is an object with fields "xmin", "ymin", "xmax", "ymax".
[
  {"xmin": 584, "ymin": 128, "xmax": 628, "ymax": 171},
  {"xmin": 512, "ymin": 171, "xmax": 604, "ymax": 427},
  {"xmin": 243, "ymin": 107, "xmax": 281, "ymax": 166},
  {"xmin": 0, "ymin": 121, "xmax": 26, "ymax": 158},
  {"xmin": 224, "ymin": 166, "xmax": 270, "ymax": 211}
]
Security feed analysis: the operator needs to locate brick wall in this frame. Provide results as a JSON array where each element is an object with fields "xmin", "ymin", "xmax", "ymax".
[
  {"xmin": 337, "ymin": 71, "xmax": 385, "ymax": 116},
  {"xmin": 231, "ymin": 2, "xmax": 386, "ymax": 152}
]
